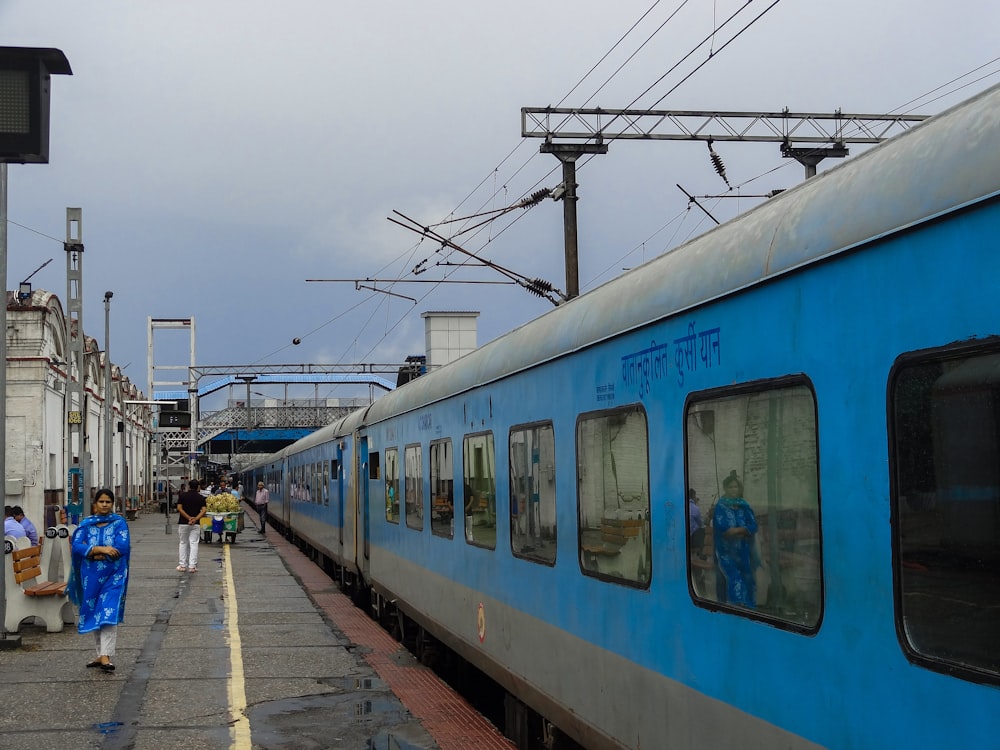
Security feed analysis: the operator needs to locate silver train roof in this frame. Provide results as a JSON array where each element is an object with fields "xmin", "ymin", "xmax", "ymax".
[{"xmin": 362, "ymin": 83, "xmax": 1000, "ymax": 425}]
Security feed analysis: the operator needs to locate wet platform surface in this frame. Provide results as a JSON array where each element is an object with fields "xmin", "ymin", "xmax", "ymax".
[{"xmin": 0, "ymin": 507, "xmax": 515, "ymax": 750}]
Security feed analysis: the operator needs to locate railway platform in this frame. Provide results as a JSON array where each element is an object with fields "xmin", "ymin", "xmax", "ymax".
[{"xmin": 0, "ymin": 507, "xmax": 515, "ymax": 750}]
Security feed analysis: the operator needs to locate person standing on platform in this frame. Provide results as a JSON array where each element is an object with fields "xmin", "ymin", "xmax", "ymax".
[
  {"xmin": 254, "ymin": 481, "xmax": 270, "ymax": 534},
  {"xmin": 11, "ymin": 506, "xmax": 38, "ymax": 545},
  {"xmin": 4, "ymin": 505, "xmax": 26, "ymax": 540},
  {"xmin": 176, "ymin": 480, "xmax": 206, "ymax": 572},
  {"xmin": 68, "ymin": 488, "xmax": 130, "ymax": 673}
]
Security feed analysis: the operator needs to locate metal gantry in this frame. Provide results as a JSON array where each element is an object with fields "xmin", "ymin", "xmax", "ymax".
[
  {"xmin": 147, "ymin": 317, "xmax": 197, "ymax": 499},
  {"xmin": 521, "ymin": 106, "xmax": 928, "ymax": 147},
  {"xmin": 521, "ymin": 105, "xmax": 929, "ymax": 300}
]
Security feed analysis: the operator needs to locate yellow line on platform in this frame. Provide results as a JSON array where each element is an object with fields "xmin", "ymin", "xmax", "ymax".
[{"xmin": 223, "ymin": 543, "xmax": 252, "ymax": 749}]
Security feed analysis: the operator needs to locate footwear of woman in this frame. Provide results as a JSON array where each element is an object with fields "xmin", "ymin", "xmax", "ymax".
[
  {"xmin": 188, "ymin": 566, "xmax": 197, "ymax": 572},
  {"xmin": 100, "ymin": 662, "xmax": 116, "ymax": 673},
  {"xmin": 86, "ymin": 660, "xmax": 103, "ymax": 668},
  {"xmin": 176, "ymin": 565, "xmax": 185, "ymax": 572}
]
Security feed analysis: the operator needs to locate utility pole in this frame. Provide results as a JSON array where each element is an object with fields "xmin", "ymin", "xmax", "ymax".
[
  {"xmin": 539, "ymin": 142, "xmax": 607, "ymax": 301},
  {"xmin": 103, "ymin": 290, "xmax": 113, "ymax": 499},
  {"xmin": 65, "ymin": 208, "xmax": 86, "ymax": 522}
]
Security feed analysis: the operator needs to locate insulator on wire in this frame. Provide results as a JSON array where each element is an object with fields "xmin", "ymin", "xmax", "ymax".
[
  {"xmin": 518, "ymin": 189, "xmax": 551, "ymax": 209},
  {"xmin": 707, "ymin": 140, "xmax": 730, "ymax": 187},
  {"xmin": 525, "ymin": 277, "xmax": 555, "ymax": 298}
]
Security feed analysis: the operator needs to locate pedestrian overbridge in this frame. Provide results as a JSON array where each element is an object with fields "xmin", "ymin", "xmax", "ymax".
[{"xmin": 154, "ymin": 367, "xmax": 404, "ymax": 472}]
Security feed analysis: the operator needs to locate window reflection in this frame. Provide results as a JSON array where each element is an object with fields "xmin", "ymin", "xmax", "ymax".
[
  {"xmin": 687, "ymin": 383, "xmax": 822, "ymax": 628},
  {"xmin": 893, "ymin": 350, "xmax": 1000, "ymax": 678},
  {"xmin": 405, "ymin": 444, "xmax": 423, "ymax": 531},
  {"xmin": 510, "ymin": 423, "xmax": 557, "ymax": 564},
  {"xmin": 430, "ymin": 439, "xmax": 454, "ymax": 539},
  {"xmin": 463, "ymin": 433, "xmax": 496, "ymax": 549},
  {"xmin": 385, "ymin": 448, "xmax": 399, "ymax": 524},
  {"xmin": 577, "ymin": 406, "xmax": 651, "ymax": 587}
]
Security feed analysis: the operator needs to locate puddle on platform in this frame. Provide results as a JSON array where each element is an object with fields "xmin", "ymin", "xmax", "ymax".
[
  {"xmin": 248, "ymin": 691, "xmax": 415, "ymax": 748},
  {"xmin": 367, "ymin": 732, "xmax": 426, "ymax": 750},
  {"xmin": 91, "ymin": 721, "xmax": 123, "ymax": 735},
  {"xmin": 341, "ymin": 676, "xmax": 387, "ymax": 691}
]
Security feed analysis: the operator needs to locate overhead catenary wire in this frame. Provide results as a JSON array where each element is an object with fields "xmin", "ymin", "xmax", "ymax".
[
  {"xmin": 354, "ymin": 8, "xmax": 888, "ymax": 355},
  {"xmin": 441, "ymin": 0, "xmax": 784, "ymax": 262},
  {"xmin": 342, "ymin": 1, "xmax": 782, "ymax": 351},
  {"xmin": 321, "ymin": 9, "xmax": 999, "ymax": 363}
]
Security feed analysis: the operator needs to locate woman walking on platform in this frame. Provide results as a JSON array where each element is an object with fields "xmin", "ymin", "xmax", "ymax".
[{"xmin": 68, "ymin": 488, "xmax": 130, "ymax": 673}]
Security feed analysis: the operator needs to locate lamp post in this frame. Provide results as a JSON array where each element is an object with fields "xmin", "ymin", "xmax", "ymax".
[
  {"xmin": 0, "ymin": 46, "xmax": 72, "ymax": 648},
  {"xmin": 102, "ymin": 290, "xmax": 113, "ymax": 501}
]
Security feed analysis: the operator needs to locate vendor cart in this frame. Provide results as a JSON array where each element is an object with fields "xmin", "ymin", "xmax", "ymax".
[{"xmin": 200, "ymin": 511, "xmax": 245, "ymax": 543}]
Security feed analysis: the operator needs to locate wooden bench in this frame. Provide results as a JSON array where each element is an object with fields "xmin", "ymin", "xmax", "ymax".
[{"xmin": 3, "ymin": 535, "xmax": 75, "ymax": 633}]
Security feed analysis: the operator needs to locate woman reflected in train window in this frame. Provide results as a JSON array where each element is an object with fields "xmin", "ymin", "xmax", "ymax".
[{"xmin": 713, "ymin": 471, "xmax": 760, "ymax": 608}]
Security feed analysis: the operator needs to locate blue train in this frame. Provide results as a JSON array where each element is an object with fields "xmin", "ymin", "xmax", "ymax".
[{"xmin": 242, "ymin": 83, "xmax": 1000, "ymax": 749}]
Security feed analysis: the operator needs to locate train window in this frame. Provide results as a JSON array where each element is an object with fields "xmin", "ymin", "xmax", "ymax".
[
  {"xmin": 369, "ymin": 451, "xmax": 380, "ymax": 480},
  {"xmin": 405, "ymin": 444, "xmax": 424, "ymax": 531},
  {"xmin": 385, "ymin": 448, "xmax": 399, "ymax": 524},
  {"xmin": 891, "ymin": 348, "xmax": 1000, "ymax": 680},
  {"xmin": 325, "ymin": 461, "xmax": 333, "ymax": 506},
  {"xmin": 510, "ymin": 422, "xmax": 557, "ymax": 565},
  {"xmin": 463, "ymin": 432, "xmax": 496, "ymax": 549},
  {"xmin": 430, "ymin": 439, "xmax": 454, "ymax": 539},
  {"xmin": 686, "ymin": 381, "xmax": 822, "ymax": 629},
  {"xmin": 576, "ymin": 406, "xmax": 651, "ymax": 587},
  {"xmin": 316, "ymin": 462, "xmax": 322, "ymax": 503}
]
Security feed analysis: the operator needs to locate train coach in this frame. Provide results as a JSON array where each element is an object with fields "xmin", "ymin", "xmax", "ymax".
[{"xmin": 244, "ymin": 82, "xmax": 1000, "ymax": 749}]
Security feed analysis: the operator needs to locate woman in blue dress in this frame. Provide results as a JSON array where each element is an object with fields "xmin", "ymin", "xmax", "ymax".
[
  {"xmin": 68, "ymin": 488, "xmax": 130, "ymax": 672},
  {"xmin": 712, "ymin": 472, "xmax": 759, "ymax": 608}
]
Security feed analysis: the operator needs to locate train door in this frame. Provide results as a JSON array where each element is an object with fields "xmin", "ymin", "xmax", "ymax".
[
  {"xmin": 337, "ymin": 442, "xmax": 345, "ymax": 546},
  {"xmin": 281, "ymin": 457, "xmax": 291, "ymax": 530},
  {"xmin": 359, "ymin": 435, "xmax": 371, "ymax": 568}
]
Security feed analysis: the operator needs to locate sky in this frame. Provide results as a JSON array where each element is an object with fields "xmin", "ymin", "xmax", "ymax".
[{"xmin": 3, "ymin": 0, "xmax": 999, "ymax": 413}]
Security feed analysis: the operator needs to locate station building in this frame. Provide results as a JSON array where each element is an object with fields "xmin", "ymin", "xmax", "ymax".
[{"xmin": 4, "ymin": 288, "xmax": 150, "ymax": 528}]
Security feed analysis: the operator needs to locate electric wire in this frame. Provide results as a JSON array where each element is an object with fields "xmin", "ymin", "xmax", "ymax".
[
  {"xmin": 337, "ymin": 0, "xmax": 838, "ymax": 362},
  {"xmin": 555, "ymin": 0, "xmax": 667, "ymax": 108},
  {"xmin": 581, "ymin": 58, "xmax": 1000, "ymax": 292},
  {"xmin": 440, "ymin": 0, "xmax": 781, "ymax": 287},
  {"xmin": 331, "ymin": 4, "xmax": 702, "ymax": 358}
]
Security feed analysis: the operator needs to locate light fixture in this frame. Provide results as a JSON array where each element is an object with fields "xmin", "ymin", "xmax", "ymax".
[{"xmin": 0, "ymin": 47, "xmax": 72, "ymax": 164}]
